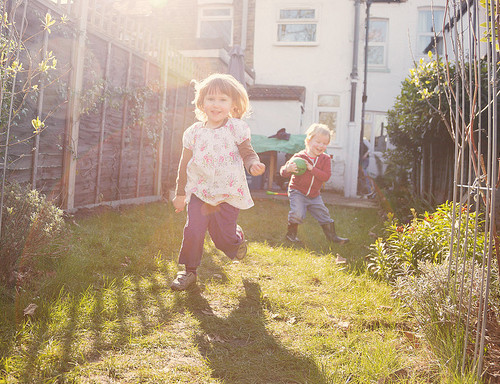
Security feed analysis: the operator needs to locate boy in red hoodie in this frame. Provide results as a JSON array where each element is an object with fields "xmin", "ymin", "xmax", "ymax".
[{"xmin": 280, "ymin": 123, "xmax": 348, "ymax": 245}]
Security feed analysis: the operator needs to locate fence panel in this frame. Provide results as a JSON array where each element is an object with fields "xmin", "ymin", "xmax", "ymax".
[{"xmin": 0, "ymin": 0, "xmax": 202, "ymax": 213}]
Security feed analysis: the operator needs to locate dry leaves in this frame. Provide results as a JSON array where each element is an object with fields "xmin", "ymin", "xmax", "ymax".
[{"xmin": 23, "ymin": 303, "xmax": 38, "ymax": 316}]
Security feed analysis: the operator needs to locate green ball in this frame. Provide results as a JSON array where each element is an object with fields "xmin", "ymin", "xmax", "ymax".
[{"xmin": 292, "ymin": 158, "xmax": 307, "ymax": 176}]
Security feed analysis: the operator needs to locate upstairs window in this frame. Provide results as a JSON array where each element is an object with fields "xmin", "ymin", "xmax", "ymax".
[
  {"xmin": 315, "ymin": 94, "xmax": 340, "ymax": 143},
  {"xmin": 367, "ymin": 19, "xmax": 388, "ymax": 68},
  {"xmin": 277, "ymin": 8, "xmax": 318, "ymax": 44},
  {"xmin": 417, "ymin": 8, "xmax": 444, "ymax": 55},
  {"xmin": 198, "ymin": 6, "xmax": 233, "ymax": 46}
]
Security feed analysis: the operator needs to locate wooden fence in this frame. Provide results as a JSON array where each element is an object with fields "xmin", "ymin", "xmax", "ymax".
[{"xmin": 1, "ymin": 0, "xmax": 206, "ymax": 210}]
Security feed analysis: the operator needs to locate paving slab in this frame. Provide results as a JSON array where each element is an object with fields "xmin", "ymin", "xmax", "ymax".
[{"xmin": 251, "ymin": 190, "xmax": 378, "ymax": 209}]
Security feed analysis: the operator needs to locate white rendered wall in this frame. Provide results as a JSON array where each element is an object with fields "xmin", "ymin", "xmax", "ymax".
[
  {"xmin": 252, "ymin": 0, "xmax": 357, "ymax": 194},
  {"xmin": 251, "ymin": 0, "xmax": 447, "ymax": 196},
  {"xmin": 365, "ymin": 0, "xmax": 447, "ymax": 114},
  {"xmin": 246, "ymin": 100, "xmax": 303, "ymax": 136}
]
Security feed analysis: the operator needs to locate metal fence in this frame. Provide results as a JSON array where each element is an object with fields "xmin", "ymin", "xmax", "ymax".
[{"xmin": 443, "ymin": 0, "xmax": 499, "ymax": 379}]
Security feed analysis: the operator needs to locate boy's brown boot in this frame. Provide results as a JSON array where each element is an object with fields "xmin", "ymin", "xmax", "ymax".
[
  {"xmin": 321, "ymin": 222, "xmax": 349, "ymax": 244},
  {"xmin": 286, "ymin": 223, "xmax": 300, "ymax": 242}
]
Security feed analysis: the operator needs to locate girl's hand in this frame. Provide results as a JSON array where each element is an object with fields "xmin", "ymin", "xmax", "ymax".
[
  {"xmin": 172, "ymin": 195, "xmax": 186, "ymax": 213},
  {"xmin": 250, "ymin": 162, "xmax": 266, "ymax": 176},
  {"xmin": 286, "ymin": 161, "xmax": 298, "ymax": 174}
]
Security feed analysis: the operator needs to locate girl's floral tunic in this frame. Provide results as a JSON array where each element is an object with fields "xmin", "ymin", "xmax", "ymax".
[{"xmin": 183, "ymin": 118, "xmax": 254, "ymax": 209}]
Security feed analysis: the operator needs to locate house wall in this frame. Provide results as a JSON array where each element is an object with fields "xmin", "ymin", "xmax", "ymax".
[
  {"xmin": 246, "ymin": 100, "xmax": 303, "ymax": 136},
  {"xmin": 252, "ymin": 1, "xmax": 358, "ymax": 196},
  {"xmin": 163, "ymin": 0, "xmax": 256, "ymax": 73},
  {"xmin": 366, "ymin": 0, "xmax": 446, "ymax": 112},
  {"xmin": 251, "ymin": 0, "xmax": 446, "ymax": 196}
]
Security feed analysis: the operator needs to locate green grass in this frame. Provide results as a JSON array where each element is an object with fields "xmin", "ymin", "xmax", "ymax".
[{"xmin": 0, "ymin": 198, "xmax": 437, "ymax": 383}]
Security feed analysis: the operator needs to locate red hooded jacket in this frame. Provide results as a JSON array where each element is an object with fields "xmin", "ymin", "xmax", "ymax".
[{"xmin": 279, "ymin": 150, "xmax": 331, "ymax": 198}]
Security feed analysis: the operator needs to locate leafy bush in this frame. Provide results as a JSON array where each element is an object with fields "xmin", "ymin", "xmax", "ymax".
[
  {"xmin": 0, "ymin": 182, "xmax": 67, "ymax": 287},
  {"xmin": 393, "ymin": 259, "xmax": 498, "ymax": 379},
  {"xmin": 367, "ymin": 202, "xmax": 485, "ymax": 281}
]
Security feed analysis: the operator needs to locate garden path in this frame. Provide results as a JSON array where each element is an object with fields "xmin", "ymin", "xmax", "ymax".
[{"xmin": 251, "ymin": 190, "xmax": 378, "ymax": 209}]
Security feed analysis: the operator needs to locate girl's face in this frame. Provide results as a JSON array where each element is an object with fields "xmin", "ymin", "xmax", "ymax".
[
  {"xmin": 306, "ymin": 133, "xmax": 330, "ymax": 157},
  {"xmin": 202, "ymin": 90, "xmax": 233, "ymax": 127}
]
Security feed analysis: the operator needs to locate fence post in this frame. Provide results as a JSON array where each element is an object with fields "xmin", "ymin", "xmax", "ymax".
[
  {"xmin": 136, "ymin": 61, "xmax": 149, "ymax": 197},
  {"xmin": 154, "ymin": 41, "xmax": 169, "ymax": 197},
  {"xmin": 61, "ymin": 0, "xmax": 88, "ymax": 210},
  {"xmin": 94, "ymin": 40, "xmax": 112, "ymax": 204},
  {"xmin": 117, "ymin": 50, "xmax": 133, "ymax": 200}
]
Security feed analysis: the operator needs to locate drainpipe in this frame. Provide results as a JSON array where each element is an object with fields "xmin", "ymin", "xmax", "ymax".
[
  {"xmin": 350, "ymin": 0, "xmax": 361, "ymax": 122},
  {"xmin": 360, "ymin": 0, "xmax": 372, "ymax": 160},
  {"xmin": 241, "ymin": 0, "xmax": 248, "ymax": 50},
  {"xmin": 346, "ymin": 0, "xmax": 361, "ymax": 197}
]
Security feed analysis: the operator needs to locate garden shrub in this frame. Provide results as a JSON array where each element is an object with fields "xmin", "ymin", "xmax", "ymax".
[
  {"xmin": 393, "ymin": 259, "xmax": 499, "ymax": 379},
  {"xmin": 367, "ymin": 202, "xmax": 485, "ymax": 282},
  {"xmin": 0, "ymin": 182, "xmax": 67, "ymax": 287}
]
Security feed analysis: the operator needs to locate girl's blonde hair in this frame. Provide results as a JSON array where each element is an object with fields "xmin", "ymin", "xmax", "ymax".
[
  {"xmin": 192, "ymin": 73, "xmax": 250, "ymax": 121},
  {"xmin": 305, "ymin": 123, "xmax": 332, "ymax": 143}
]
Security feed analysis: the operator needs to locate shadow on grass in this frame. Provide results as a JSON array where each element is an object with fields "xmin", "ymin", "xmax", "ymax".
[
  {"xmin": 184, "ymin": 279, "xmax": 331, "ymax": 384},
  {"xmin": 11, "ymin": 269, "xmax": 179, "ymax": 382}
]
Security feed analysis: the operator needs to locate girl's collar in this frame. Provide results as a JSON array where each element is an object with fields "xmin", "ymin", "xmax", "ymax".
[{"xmin": 204, "ymin": 118, "xmax": 229, "ymax": 129}]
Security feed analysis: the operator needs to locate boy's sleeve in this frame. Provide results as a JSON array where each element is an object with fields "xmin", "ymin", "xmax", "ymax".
[
  {"xmin": 175, "ymin": 147, "xmax": 193, "ymax": 196},
  {"xmin": 280, "ymin": 155, "xmax": 297, "ymax": 178},
  {"xmin": 237, "ymin": 139, "xmax": 260, "ymax": 173}
]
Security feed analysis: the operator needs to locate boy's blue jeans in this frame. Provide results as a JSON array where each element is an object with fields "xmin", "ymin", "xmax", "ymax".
[{"xmin": 288, "ymin": 189, "xmax": 333, "ymax": 225}]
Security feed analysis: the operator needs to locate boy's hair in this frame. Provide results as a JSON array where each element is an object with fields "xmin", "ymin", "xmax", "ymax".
[
  {"xmin": 192, "ymin": 73, "xmax": 250, "ymax": 121},
  {"xmin": 305, "ymin": 123, "xmax": 332, "ymax": 143}
]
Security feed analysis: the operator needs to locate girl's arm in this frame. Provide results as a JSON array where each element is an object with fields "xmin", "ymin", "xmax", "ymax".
[
  {"xmin": 237, "ymin": 139, "xmax": 266, "ymax": 176},
  {"xmin": 173, "ymin": 147, "xmax": 193, "ymax": 212}
]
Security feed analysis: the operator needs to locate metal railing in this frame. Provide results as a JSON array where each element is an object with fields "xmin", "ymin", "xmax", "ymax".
[{"xmin": 443, "ymin": 0, "xmax": 498, "ymax": 380}]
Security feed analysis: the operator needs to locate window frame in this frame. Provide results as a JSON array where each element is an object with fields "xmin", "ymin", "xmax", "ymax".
[
  {"xmin": 197, "ymin": 5, "xmax": 234, "ymax": 46},
  {"xmin": 417, "ymin": 7, "xmax": 445, "ymax": 56},
  {"xmin": 367, "ymin": 18, "xmax": 389, "ymax": 70},
  {"xmin": 314, "ymin": 93, "xmax": 341, "ymax": 144},
  {"xmin": 275, "ymin": 6, "xmax": 319, "ymax": 46},
  {"xmin": 363, "ymin": 111, "xmax": 388, "ymax": 153}
]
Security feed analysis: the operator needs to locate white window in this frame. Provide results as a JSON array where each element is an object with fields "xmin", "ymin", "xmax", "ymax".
[
  {"xmin": 368, "ymin": 19, "xmax": 388, "ymax": 68},
  {"xmin": 198, "ymin": 6, "xmax": 233, "ymax": 46},
  {"xmin": 276, "ymin": 8, "xmax": 318, "ymax": 44},
  {"xmin": 315, "ymin": 94, "xmax": 340, "ymax": 143},
  {"xmin": 363, "ymin": 112, "xmax": 387, "ymax": 152},
  {"xmin": 417, "ymin": 8, "xmax": 444, "ymax": 55}
]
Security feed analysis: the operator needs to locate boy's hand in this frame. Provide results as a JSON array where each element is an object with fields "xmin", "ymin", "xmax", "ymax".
[
  {"xmin": 306, "ymin": 162, "xmax": 313, "ymax": 171},
  {"xmin": 172, "ymin": 195, "xmax": 186, "ymax": 213},
  {"xmin": 286, "ymin": 161, "xmax": 298, "ymax": 174},
  {"xmin": 250, "ymin": 162, "xmax": 266, "ymax": 176}
]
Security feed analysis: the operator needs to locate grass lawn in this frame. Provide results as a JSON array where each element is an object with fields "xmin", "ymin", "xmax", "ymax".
[{"xmin": 0, "ymin": 197, "xmax": 436, "ymax": 383}]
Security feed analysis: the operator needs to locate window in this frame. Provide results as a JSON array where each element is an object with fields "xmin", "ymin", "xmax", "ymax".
[
  {"xmin": 363, "ymin": 112, "xmax": 387, "ymax": 152},
  {"xmin": 315, "ymin": 94, "xmax": 340, "ymax": 143},
  {"xmin": 368, "ymin": 19, "xmax": 388, "ymax": 68},
  {"xmin": 417, "ymin": 8, "xmax": 444, "ymax": 55},
  {"xmin": 198, "ymin": 6, "xmax": 233, "ymax": 46},
  {"xmin": 277, "ymin": 8, "xmax": 318, "ymax": 44}
]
